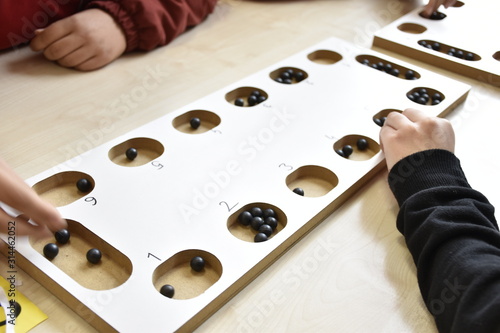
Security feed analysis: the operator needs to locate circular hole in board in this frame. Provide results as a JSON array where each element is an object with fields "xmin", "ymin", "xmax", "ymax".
[
  {"xmin": 225, "ymin": 86, "xmax": 268, "ymax": 107},
  {"xmin": 307, "ymin": 49, "xmax": 342, "ymax": 65},
  {"xmin": 286, "ymin": 165, "xmax": 338, "ymax": 198},
  {"xmin": 418, "ymin": 11, "xmax": 446, "ymax": 20},
  {"xmin": 493, "ymin": 52, "xmax": 500, "ymax": 61},
  {"xmin": 153, "ymin": 249, "xmax": 222, "ymax": 300},
  {"xmin": 356, "ymin": 54, "xmax": 421, "ymax": 80},
  {"xmin": 452, "ymin": 1, "xmax": 464, "ymax": 7},
  {"xmin": 172, "ymin": 110, "xmax": 221, "ymax": 134},
  {"xmin": 397, "ymin": 23, "xmax": 427, "ymax": 34},
  {"xmin": 406, "ymin": 87, "xmax": 445, "ymax": 106},
  {"xmin": 109, "ymin": 137, "xmax": 164, "ymax": 167},
  {"xmin": 269, "ymin": 66, "xmax": 308, "ymax": 84},
  {"xmin": 333, "ymin": 135, "xmax": 380, "ymax": 161},
  {"xmin": 32, "ymin": 171, "xmax": 94, "ymax": 207},
  {"xmin": 227, "ymin": 202, "xmax": 287, "ymax": 243},
  {"xmin": 30, "ymin": 219, "xmax": 133, "ymax": 290}
]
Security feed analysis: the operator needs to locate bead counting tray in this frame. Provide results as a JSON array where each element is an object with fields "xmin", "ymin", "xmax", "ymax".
[
  {"xmin": 373, "ymin": 0, "xmax": 500, "ymax": 86},
  {"xmin": 2, "ymin": 37, "xmax": 470, "ymax": 332}
]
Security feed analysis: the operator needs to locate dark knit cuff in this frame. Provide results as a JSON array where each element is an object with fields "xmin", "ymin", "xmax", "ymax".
[{"xmin": 388, "ymin": 149, "xmax": 471, "ymax": 207}]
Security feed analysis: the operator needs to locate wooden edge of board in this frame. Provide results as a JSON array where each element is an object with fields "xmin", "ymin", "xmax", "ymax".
[{"xmin": 372, "ymin": 36, "xmax": 500, "ymax": 87}]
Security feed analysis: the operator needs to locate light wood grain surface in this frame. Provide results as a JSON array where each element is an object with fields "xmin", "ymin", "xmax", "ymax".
[{"xmin": 1, "ymin": 0, "xmax": 499, "ymax": 332}]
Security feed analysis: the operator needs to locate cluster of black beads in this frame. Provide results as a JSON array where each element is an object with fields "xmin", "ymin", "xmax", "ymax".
[
  {"xmin": 448, "ymin": 48, "xmax": 474, "ymax": 60},
  {"xmin": 274, "ymin": 68, "xmax": 306, "ymax": 84},
  {"xmin": 361, "ymin": 59, "xmax": 416, "ymax": 80},
  {"xmin": 238, "ymin": 206, "xmax": 279, "ymax": 243},
  {"xmin": 43, "ymin": 228, "xmax": 102, "ymax": 264},
  {"xmin": 418, "ymin": 41, "xmax": 474, "ymax": 61},
  {"xmin": 407, "ymin": 88, "xmax": 443, "ymax": 105},
  {"xmin": 419, "ymin": 40, "xmax": 442, "ymax": 51},
  {"xmin": 336, "ymin": 139, "xmax": 368, "ymax": 158},
  {"xmin": 235, "ymin": 90, "xmax": 267, "ymax": 107}
]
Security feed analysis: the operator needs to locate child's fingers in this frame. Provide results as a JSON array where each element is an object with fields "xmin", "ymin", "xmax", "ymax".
[
  {"xmin": 41, "ymin": 35, "xmax": 85, "ymax": 61},
  {"xmin": 402, "ymin": 108, "xmax": 428, "ymax": 123},
  {"xmin": 52, "ymin": 45, "xmax": 92, "ymax": 68},
  {"xmin": 0, "ymin": 209, "xmax": 51, "ymax": 238},
  {"xmin": 30, "ymin": 18, "xmax": 73, "ymax": 51}
]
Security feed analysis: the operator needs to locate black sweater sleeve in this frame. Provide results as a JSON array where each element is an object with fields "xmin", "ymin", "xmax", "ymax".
[{"xmin": 388, "ymin": 149, "xmax": 500, "ymax": 333}]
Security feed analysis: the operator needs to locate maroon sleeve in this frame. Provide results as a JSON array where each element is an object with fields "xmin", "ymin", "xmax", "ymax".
[{"xmin": 84, "ymin": 0, "xmax": 218, "ymax": 52}]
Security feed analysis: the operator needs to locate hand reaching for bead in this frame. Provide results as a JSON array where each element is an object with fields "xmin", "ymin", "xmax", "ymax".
[
  {"xmin": 422, "ymin": 0, "xmax": 457, "ymax": 17},
  {"xmin": 0, "ymin": 158, "xmax": 66, "ymax": 238},
  {"xmin": 379, "ymin": 108, "xmax": 455, "ymax": 171},
  {"xmin": 30, "ymin": 9, "xmax": 126, "ymax": 71}
]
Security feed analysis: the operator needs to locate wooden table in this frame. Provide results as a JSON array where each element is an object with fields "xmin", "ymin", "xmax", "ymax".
[{"xmin": 1, "ymin": 0, "xmax": 499, "ymax": 331}]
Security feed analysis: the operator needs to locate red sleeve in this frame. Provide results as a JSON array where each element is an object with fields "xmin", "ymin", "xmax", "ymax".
[{"xmin": 84, "ymin": 0, "xmax": 217, "ymax": 52}]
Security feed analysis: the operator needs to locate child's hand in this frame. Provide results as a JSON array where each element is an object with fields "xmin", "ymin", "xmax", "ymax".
[
  {"xmin": 379, "ymin": 108, "xmax": 455, "ymax": 171},
  {"xmin": 0, "ymin": 159, "xmax": 66, "ymax": 238},
  {"xmin": 422, "ymin": 0, "xmax": 457, "ymax": 17},
  {"xmin": 30, "ymin": 9, "xmax": 126, "ymax": 71}
]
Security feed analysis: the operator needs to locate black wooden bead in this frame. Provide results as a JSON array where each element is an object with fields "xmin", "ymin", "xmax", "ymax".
[
  {"xmin": 294, "ymin": 71, "xmax": 305, "ymax": 82},
  {"xmin": 12, "ymin": 301, "xmax": 21, "ymax": 318},
  {"xmin": 380, "ymin": 117, "xmax": 386, "ymax": 126},
  {"xmin": 258, "ymin": 224, "xmax": 273, "ymax": 237},
  {"xmin": 258, "ymin": 95, "xmax": 267, "ymax": 103},
  {"xmin": 432, "ymin": 42, "xmax": 441, "ymax": 51},
  {"xmin": 126, "ymin": 147, "xmax": 138, "ymax": 160},
  {"xmin": 357, "ymin": 138, "xmax": 368, "ymax": 150},
  {"xmin": 373, "ymin": 118, "xmax": 383, "ymax": 126},
  {"xmin": 263, "ymin": 208, "xmax": 276, "ymax": 219},
  {"xmin": 275, "ymin": 77, "xmax": 283, "ymax": 83},
  {"xmin": 250, "ymin": 90, "xmax": 261, "ymax": 98},
  {"xmin": 265, "ymin": 217, "xmax": 278, "ymax": 230},
  {"xmin": 465, "ymin": 53, "xmax": 474, "ymax": 61},
  {"xmin": 43, "ymin": 243, "xmax": 59, "ymax": 260},
  {"xmin": 418, "ymin": 88, "xmax": 428, "ymax": 95},
  {"xmin": 432, "ymin": 93, "xmax": 443, "ymax": 101},
  {"xmin": 390, "ymin": 68, "xmax": 400, "ymax": 77},
  {"xmin": 86, "ymin": 248, "xmax": 102, "ymax": 264},
  {"xmin": 384, "ymin": 63, "xmax": 393, "ymax": 72},
  {"xmin": 432, "ymin": 99, "xmax": 441, "ymax": 105},
  {"xmin": 417, "ymin": 97, "xmax": 428, "ymax": 105},
  {"xmin": 190, "ymin": 117, "xmax": 201, "ymax": 129},
  {"xmin": 254, "ymin": 233, "xmax": 268, "ymax": 242},
  {"xmin": 283, "ymin": 78, "xmax": 292, "ymax": 84},
  {"xmin": 361, "ymin": 59, "xmax": 370, "ymax": 65},
  {"xmin": 455, "ymin": 50, "xmax": 464, "ymax": 58},
  {"xmin": 280, "ymin": 71, "xmax": 291, "ymax": 80},
  {"xmin": 342, "ymin": 145, "xmax": 354, "ymax": 157},
  {"xmin": 238, "ymin": 211, "xmax": 253, "ymax": 226},
  {"xmin": 293, "ymin": 187, "xmax": 304, "ymax": 196},
  {"xmin": 55, "ymin": 229, "xmax": 70, "ymax": 244},
  {"xmin": 76, "ymin": 178, "xmax": 92, "ymax": 192},
  {"xmin": 250, "ymin": 207, "xmax": 263, "ymax": 217},
  {"xmin": 248, "ymin": 95, "xmax": 258, "ymax": 106},
  {"xmin": 190, "ymin": 256, "xmax": 205, "ymax": 272},
  {"xmin": 235, "ymin": 98, "xmax": 245, "ymax": 106},
  {"xmin": 251, "ymin": 216, "xmax": 265, "ymax": 231},
  {"xmin": 336, "ymin": 149, "xmax": 345, "ymax": 157},
  {"xmin": 418, "ymin": 40, "xmax": 427, "ymax": 47},
  {"xmin": 160, "ymin": 284, "xmax": 175, "ymax": 298},
  {"xmin": 405, "ymin": 70, "xmax": 415, "ymax": 80}
]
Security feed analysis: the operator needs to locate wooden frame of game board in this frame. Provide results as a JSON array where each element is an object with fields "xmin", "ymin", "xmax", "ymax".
[
  {"xmin": 1, "ymin": 37, "xmax": 470, "ymax": 332},
  {"xmin": 373, "ymin": 1, "xmax": 500, "ymax": 86}
]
